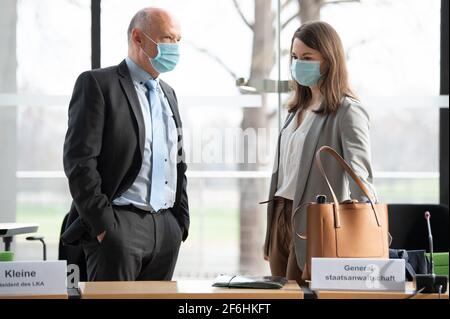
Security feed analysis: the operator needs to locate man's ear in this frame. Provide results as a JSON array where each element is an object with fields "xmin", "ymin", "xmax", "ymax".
[{"xmin": 132, "ymin": 28, "xmax": 143, "ymax": 45}]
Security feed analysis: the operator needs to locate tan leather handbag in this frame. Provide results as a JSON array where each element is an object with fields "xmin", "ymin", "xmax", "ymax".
[{"xmin": 301, "ymin": 146, "xmax": 389, "ymax": 280}]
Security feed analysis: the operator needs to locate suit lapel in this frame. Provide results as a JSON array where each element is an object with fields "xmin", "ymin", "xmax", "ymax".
[
  {"xmin": 282, "ymin": 111, "xmax": 296, "ymax": 130},
  {"xmin": 159, "ymin": 81, "xmax": 181, "ymax": 128},
  {"xmin": 269, "ymin": 111, "xmax": 296, "ymax": 198},
  {"xmin": 118, "ymin": 60, "xmax": 145, "ymax": 157},
  {"xmin": 295, "ymin": 112, "xmax": 329, "ymax": 204},
  {"xmin": 275, "ymin": 111, "xmax": 296, "ymax": 171}
]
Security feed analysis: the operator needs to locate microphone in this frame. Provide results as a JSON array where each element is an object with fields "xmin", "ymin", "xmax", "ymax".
[
  {"xmin": 415, "ymin": 211, "xmax": 447, "ymax": 294},
  {"xmin": 424, "ymin": 211, "xmax": 434, "ymax": 274}
]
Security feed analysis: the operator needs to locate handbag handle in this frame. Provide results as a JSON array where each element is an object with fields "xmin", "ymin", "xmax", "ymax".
[{"xmin": 315, "ymin": 145, "xmax": 381, "ymax": 228}]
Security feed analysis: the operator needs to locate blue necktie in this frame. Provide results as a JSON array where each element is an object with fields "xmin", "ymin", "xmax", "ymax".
[{"xmin": 145, "ymin": 79, "xmax": 167, "ymax": 212}]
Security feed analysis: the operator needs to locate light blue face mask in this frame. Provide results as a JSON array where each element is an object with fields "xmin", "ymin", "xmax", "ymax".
[
  {"xmin": 142, "ymin": 32, "xmax": 180, "ymax": 73},
  {"xmin": 291, "ymin": 59, "xmax": 322, "ymax": 87}
]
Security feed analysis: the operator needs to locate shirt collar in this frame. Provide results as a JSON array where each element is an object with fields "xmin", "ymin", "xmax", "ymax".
[
  {"xmin": 126, "ymin": 57, "xmax": 173, "ymax": 117},
  {"xmin": 125, "ymin": 56, "xmax": 159, "ymax": 86}
]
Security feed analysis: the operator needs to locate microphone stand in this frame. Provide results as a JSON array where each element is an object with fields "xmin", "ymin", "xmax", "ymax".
[{"xmin": 415, "ymin": 211, "xmax": 447, "ymax": 294}]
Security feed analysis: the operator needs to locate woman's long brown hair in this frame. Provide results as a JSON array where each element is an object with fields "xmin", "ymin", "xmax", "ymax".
[{"xmin": 288, "ymin": 21, "xmax": 357, "ymax": 114}]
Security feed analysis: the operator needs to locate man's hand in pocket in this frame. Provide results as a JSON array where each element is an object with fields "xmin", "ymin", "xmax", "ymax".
[{"xmin": 97, "ymin": 231, "xmax": 106, "ymax": 243}]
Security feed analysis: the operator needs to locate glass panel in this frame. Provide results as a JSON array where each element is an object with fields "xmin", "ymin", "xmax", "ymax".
[
  {"xmin": 5, "ymin": 0, "xmax": 91, "ymax": 260},
  {"xmin": 15, "ymin": 104, "xmax": 72, "ymax": 259},
  {"xmin": 371, "ymin": 106, "xmax": 439, "ymax": 203},
  {"xmin": 17, "ymin": 0, "xmax": 91, "ymax": 95}
]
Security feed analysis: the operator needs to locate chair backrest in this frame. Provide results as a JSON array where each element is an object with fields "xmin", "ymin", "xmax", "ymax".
[{"xmin": 388, "ymin": 204, "xmax": 449, "ymax": 252}]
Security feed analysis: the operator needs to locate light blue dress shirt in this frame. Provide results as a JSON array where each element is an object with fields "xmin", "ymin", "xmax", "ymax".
[{"xmin": 113, "ymin": 57, "xmax": 177, "ymax": 212}]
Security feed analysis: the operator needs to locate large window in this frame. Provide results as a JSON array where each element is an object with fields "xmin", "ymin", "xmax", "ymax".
[
  {"xmin": 280, "ymin": 0, "xmax": 442, "ymax": 204},
  {"xmin": 0, "ymin": 0, "xmax": 446, "ymax": 279},
  {"xmin": 323, "ymin": 0, "xmax": 442, "ymax": 204},
  {"xmin": 2, "ymin": 0, "xmax": 91, "ymax": 260}
]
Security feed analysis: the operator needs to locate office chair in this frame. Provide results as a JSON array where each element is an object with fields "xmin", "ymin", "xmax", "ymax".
[{"xmin": 388, "ymin": 204, "xmax": 449, "ymax": 252}]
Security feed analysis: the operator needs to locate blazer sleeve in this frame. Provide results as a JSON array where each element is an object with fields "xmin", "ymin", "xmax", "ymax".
[
  {"xmin": 339, "ymin": 102, "xmax": 378, "ymax": 202},
  {"xmin": 63, "ymin": 71, "xmax": 115, "ymax": 238}
]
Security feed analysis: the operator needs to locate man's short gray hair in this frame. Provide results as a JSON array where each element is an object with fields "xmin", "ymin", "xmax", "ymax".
[{"xmin": 127, "ymin": 9, "xmax": 150, "ymax": 44}]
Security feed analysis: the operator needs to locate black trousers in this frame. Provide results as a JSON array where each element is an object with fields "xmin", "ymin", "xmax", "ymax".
[{"xmin": 81, "ymin": 205, "xmax": 182, "ymax": 281}]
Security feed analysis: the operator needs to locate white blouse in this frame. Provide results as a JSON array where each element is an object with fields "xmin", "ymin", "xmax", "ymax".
[{"xmin": 275, "ymin": 109, "xmax": 317, "ymax": 200}]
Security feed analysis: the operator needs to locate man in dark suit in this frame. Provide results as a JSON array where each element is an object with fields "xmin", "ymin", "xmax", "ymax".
[{"xmin": 61, "ymin": 7, "xmax": 189, "ymax": 281}]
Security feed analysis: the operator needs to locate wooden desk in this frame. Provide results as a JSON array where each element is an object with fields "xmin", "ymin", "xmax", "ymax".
[
  {"xmin": 78, "ymin": 280, "xmax": 304, "ymax": 299},
  {"xmin": 314, "ymin": 282, "xmax": 449, "ymax": 299}
]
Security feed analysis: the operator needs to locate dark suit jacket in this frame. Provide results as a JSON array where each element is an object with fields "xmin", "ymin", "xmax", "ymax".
[{"xmin": 61, "ymin": 59, "xmax": 189, "ymax": 245}]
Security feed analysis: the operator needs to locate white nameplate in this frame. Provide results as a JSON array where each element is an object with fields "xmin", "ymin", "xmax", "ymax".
[
  {"xmin": 0, "ymin": 261, "xmax": 67, "ymax": 296},
  {"xmin": 311, "ymin": 258, "xmax": 405, "ymax": 291}
]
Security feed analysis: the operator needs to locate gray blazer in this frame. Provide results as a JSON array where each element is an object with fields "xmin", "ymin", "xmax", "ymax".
[{"xmin": 263, "ymin": 96, "xmax": 377, "ymax": 270}]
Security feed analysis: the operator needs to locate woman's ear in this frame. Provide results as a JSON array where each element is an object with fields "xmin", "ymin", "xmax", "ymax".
[{"xmin": 320, "ymin": 59, "xmax": 329, "ymax": 75}]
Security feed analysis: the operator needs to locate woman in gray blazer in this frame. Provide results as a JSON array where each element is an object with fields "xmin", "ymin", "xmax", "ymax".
[{"xmin": 263, "ymin": 21, "xmax": 377, "ymax": 284}]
